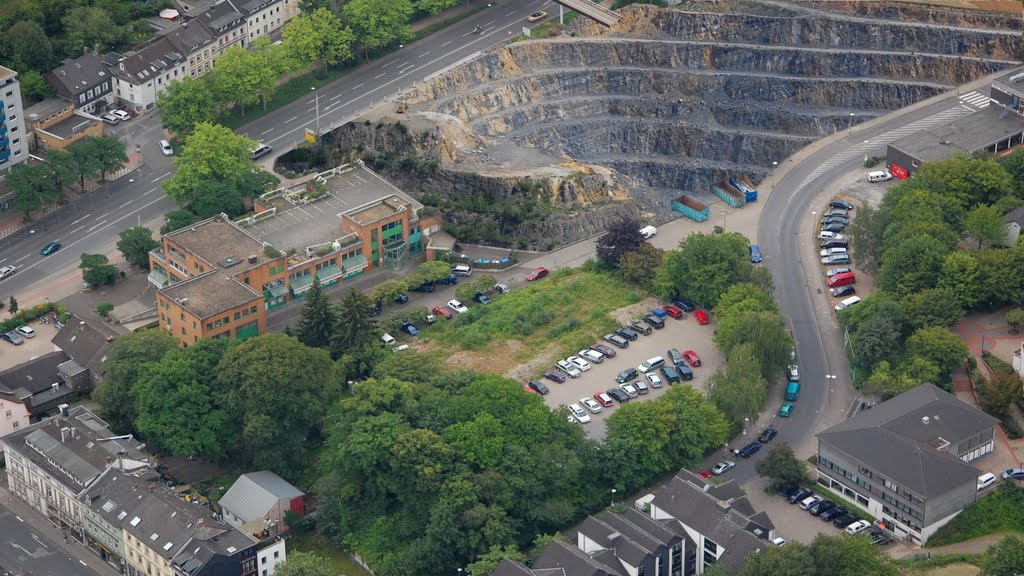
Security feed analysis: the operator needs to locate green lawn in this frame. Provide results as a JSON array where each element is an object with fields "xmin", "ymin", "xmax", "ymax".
[
  {"xmin": 927, "ymin": 483, "xmax": 1024, "ymax": 547},
  {"xmin": 289, "ymin": 532, "xmax": 372, "ymax": 576}
]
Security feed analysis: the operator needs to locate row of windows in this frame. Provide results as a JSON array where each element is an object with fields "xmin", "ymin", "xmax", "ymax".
[
  {"xmin": 269, "ymin": 263, "xmax": 286, "ymax": 275},
  {"xmin": 882, "ymin": 505, "xmax": 922, "ymax": 532},
  {"xmin": 881, "ymin": 492, "xmax": 922, "ymax": 520},
  {"xmin": 206, "ymin": 306, "xmax": 258, "ymax": 331},
  {"xmin": 315, "ymin": 258, "xmax": 338, "ymax": 271}
]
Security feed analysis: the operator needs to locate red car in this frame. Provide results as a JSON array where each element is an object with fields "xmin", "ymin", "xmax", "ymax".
[
  {"xmin": 661, "ymin": 305, "xmax": 684, "ymax": 319},
  {"xmin": 431, "ymin": 306, "xmax": 453, "ymax": 320},
  {"xmin": 594, "ymin": 392, "xmax": 614, "ymax": 407},
  {"xmin": 523, "ymin": 385, "xmax": 538, "ymax": 395},
  {"xmin": 697, "ymin": 471, "xmax": 713, "ymax": 479},
  {"xmin": 526, "ymin": 266, "xmax": 549, "ymax": 281},
  {"xmin": 694, "ymin": 309, "xmax": 710, "ymax": 325},
  {"xmin": 682, "ymin": 350, "xmax": 701, "ymax": 367}
]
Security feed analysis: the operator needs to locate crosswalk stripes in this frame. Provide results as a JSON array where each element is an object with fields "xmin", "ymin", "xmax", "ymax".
[{"xmin": 959, "ymin": 91, "xmax": 992, "ymax": 110}]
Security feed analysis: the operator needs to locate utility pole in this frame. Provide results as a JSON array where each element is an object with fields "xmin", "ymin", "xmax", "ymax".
[{"xmin": 311, "ymin": 86, "xmax": 321, "ymax": 139}]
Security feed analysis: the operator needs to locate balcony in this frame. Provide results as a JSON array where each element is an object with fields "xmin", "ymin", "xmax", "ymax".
[
  {"xmin": 148, "ymin": 270, "xmax": 168, "ymax": 289},
  {"xmin": 149, "ymin": 248, "xmax": 167, "ymax": 265}
]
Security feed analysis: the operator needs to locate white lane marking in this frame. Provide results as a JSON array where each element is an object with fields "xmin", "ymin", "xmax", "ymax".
[
  {"xmin": 120, "ymin": 200, "xmax": 133, "ymax": 208},
  {"xmin": 88, "ymin": 220, "xmax": 108, "ymax": 232},
  {"xmin": 151, "ymin": 171, "xmax": 171, "ymax": 183},
  {"xmin": 441, "ymin": 41, "xmax": 452, "ymax": 47},
  {"xmin": 398, "ymin": 65, "xmax": 416, "ymax": 75},
  {"xmin": 15, "ymin": 515, "xmax": 22, "ymax": 522},
  {"xmin": 70, "ymin": 214, "xmax": 92, "ymax": 226},
  {"xmin": 0, "ymin": 258, "xmax": 6, "ymax": 264},
  {"xmin": 484, "ymin": 20, "xmax": 495, "ymax": 26},
  {"xmin": 15, "ymin": 255, "xmax": 30, "ymax": 263},
  {"xmin": 352, "ymin": 83, "xmax": 364, "ymax": 90},
  {"xmin": 419, "ymin": 51, "xmax": 430, "ymax": 57},
  {"xmin": 80, "ymin": 560, "xmax": 88, "ymax": 566},
  {"xmin": 261, "ymin": 127, "xmax": 275, "ymax": 135},
  {"xmin": 380, "ymin": 60, "xmax": 395, "ymax": 68},
  {"xmin": 143, "ymin": 188, "xmax": 156, "ymax": 195},
  {"xmin": 70, "ymin": 226, "xmax": 84, "ymax": 235},
  {"xmin": 285, "ymin": 116, "xmax": 298, "ymax": 123},
  {"xmin": 375, "ymin": 73, "xmax": 386, "ymax": 79},
  {"xmin": 32, "ymin": 535, "xmax": 47, "ymax": 548},
  {"xmin": 506, "ymin": 10, "xmax": 516, "ymax": 15}
]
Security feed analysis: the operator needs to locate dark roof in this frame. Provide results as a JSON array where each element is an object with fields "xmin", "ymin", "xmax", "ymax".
[
  {"xmin": 889, "ymin": 105, "xmax": 1024, "ymax": 163},
  {"xmin": 108, "ymin": 36, "xmax": 187, "ymax": 84},
  {"xmin": 1005, "ymin": 206, "xmax": 1024, "ymax": 226},
  {"xmin": 52, "ymin": 315, "xmax": 114, "ymax": 378},
  {"xmin": 0, "ymin": 351, "xmax": 69, "ymax": 396},
  {"xmin": 165, "ymin": 22, "xmax": 216, "ymax": 55},
  {"xmin": 159, "ymin": 271, "xmax": 262, "ymax": 319},
  {"xmin": 533, "ymin": 540, "xmax": 624, "ymax": 576},
  {"xmin": 81, "ymin": 468, "xmax": 160, "ymax": 529},
  {"xmin": 46, "ymin": 53, "xmax": 110, "ymax": 100},
  {"xmin": 578, "ymin": 516, "xmax": 648, "ymax": 570},
  {"xmin": 651, "ymin": 475, "xmax": 768, "ymax": 572},
  {"xmin": 817, "ymin": 383, "xmax": 997, "ymax": 498},
  {"xmin": 197, "ymin": 0, "xmax": 245, "ymax": 33},
  {"xmin": 493, "ymin": 559, "xmax": 535, "ymax": 576}
]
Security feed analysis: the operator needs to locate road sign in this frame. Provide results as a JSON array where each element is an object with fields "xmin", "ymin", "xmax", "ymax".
[{"xmin": 305, "ymin": 128, "xmax": 316, "ymax": 143}]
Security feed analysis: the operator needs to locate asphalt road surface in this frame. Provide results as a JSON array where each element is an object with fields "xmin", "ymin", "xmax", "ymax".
[
  {"xmin": 0, "ymin": 0, "xmax": 557, "ymax": 307},
  {"xmin": 0, "ymin": 503, "xmax": 101, "ymax": 576}
]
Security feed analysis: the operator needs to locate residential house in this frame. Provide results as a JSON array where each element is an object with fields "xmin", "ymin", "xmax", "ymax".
[
  {"xmin": 80, "ymin": 467, "xmax": 159, "ymax": 571},
  {"xmin": 238, "ymin": 0, "xmax": 286, "ymax": 44},
  {"xmin": 1, "ymin": 406, "xmax": 150, "ymax": 541},
  {"xmin": 51, "ymin": 315, "xmax": 115, "ymax": 385},
  {"xmin": 1004, "ymin": 205, "xmax": 1024, "ymax": 247},
  {"xmin": 0, "ymin": 352, "xmax": 92, "ymax": 448},
  {"xmin": 194, "ymin": 1, "xmax": 247, "ymax": 59},
  {"xmin": 0, "ymin": 65, "xmax": 29, "ymax": 171},
  {"xmin": 218, "ymin": 471, "xmax": 304, "ymax": 538},
  {"xmin": 25, "ymin": 97, "xmax": 104, "ymax": 152},
  {"xmin": 45, "ymin": 52, "xmax": 115, "ymax": 114},
  {"xmin": 816, "ymin": 383, "xmax": 998, "ymax": 543}
]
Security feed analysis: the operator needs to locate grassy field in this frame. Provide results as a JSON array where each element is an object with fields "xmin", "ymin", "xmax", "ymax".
[
  {"xmin": 927, "ymin": 483, "xmax": 1024, "ymax": 547},
  {"xmin": 289, "ymin": 532, "xmax": 373, "ymax": 576}
]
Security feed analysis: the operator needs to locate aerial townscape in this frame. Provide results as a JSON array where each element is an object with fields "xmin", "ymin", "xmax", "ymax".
[{"xmin": 5, "ymin": 0, "xmax": 1024, "ymax": 575}]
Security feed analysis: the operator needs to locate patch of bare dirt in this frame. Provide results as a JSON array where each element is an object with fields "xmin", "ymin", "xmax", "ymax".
[
  {"xmin": 504, "ymin": 343, "xmax": 566, "ymax": 383},
  {"xmin": 446, "ymin": 339, "xmax": 526, "ymax": 375},
  {"xmin": 610, "ymin": 297, "xmax": 663, "ymax": 325}
]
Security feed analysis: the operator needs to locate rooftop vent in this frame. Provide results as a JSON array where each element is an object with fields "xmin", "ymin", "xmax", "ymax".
[
  {"xmin": 922, "ymin": 416, "xmax": 930, "ymax": 425},
  {"xmin": 247, "ymin": 255, "xmax": 257, "ymax": 264},
  {"xmin": 217, "ymin": 257, "xmax": 241, "ymax": 268}
]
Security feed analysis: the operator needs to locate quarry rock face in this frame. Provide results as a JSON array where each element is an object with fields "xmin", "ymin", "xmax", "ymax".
[{"xmin": 326, "ymin": 2, "xmax": 1022, "ymax": 248}]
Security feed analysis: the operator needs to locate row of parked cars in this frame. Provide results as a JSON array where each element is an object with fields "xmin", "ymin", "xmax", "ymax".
[
  {"xmin": 818, "ymin": 199, "xmax": 864, "ymax": 312},
  {"xmin": 779, "ymin": 484, "xmax": 892, "ymax": 545},
  {"xmin": 1, "ymin": 325, "xmax": 36, "ymax": 346}
]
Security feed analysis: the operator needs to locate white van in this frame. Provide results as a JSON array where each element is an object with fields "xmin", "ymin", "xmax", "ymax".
[
  {"xmin": 638, "ymin": 355, "xmax": 666, "ymax": 373},
  {"xmin": 835, "ymin": 296, "xmax": 862, "ymax": 311},
  {"xmin": 640, "ymin": 225, "xmax": 657, "ymax": 239},
  {"xmin": 381, "ymin": 333, "xmax": 397, "ymax": 346},
  {"xmin": 451, "ymin": 264, "xmax": 473, "ymax": 277},
  {"xmin": 977, "ymin": 472, "xmax": 997, "ymax": 491},
  {"xmin": 867, "ymin": 170, "xmax": 892, "ymax": 183}
]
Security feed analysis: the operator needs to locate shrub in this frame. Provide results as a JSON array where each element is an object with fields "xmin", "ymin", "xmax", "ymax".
[
  {"xmin": 96, "ymin": 302, "xmax": 114, "ymax": 317},
  {"xmin": 0, "ymin": 302, "xmax": 66, "ymax": 334}
]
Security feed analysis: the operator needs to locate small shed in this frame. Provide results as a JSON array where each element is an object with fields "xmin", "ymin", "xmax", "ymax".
[{"xmin": 218, "ymin": 471, "xmax": 305, "ymax": 538}]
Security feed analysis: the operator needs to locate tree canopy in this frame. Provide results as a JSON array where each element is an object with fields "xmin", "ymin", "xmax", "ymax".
[
  {"xmin": 654, "ymin": 232, "xmax": 753, "ymax": 307},
  {"xmin": 116, "ymin": 226, "xmax": 159, "ymax": 269}
]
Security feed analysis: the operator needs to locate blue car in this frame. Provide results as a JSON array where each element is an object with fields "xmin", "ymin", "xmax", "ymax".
[
  {"xmin": 40, "ymin": 241, "xmax": 62, "ymax": 256},
  {"xmin": 401, "ymin": 321, "xmax": 419, "ymax": 336},
  {"xmin": 750, "ymin": 245, "xmax": 762, "ymax": 263}
]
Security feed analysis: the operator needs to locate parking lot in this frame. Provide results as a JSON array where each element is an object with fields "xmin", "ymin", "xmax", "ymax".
[
  {"xmin": 0, "ymin": 319, "xmax": 60, "ymax": 366},
  {"xmin": 537, "ymin": 305, "xmax": 724, "ymax": 440}
]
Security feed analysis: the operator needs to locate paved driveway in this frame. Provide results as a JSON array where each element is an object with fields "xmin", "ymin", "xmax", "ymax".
[{"xmin": 540, "ymin": 310, "xmax": 724, "ymax": 440}]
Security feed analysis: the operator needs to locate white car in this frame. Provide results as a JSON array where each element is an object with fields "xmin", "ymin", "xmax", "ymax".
[
  {"xmin": 568, "ymin": 404, "xmax": 591, "ymax": 423},
  {"xmin": 845, "ymin": 520, "xmax": 871, "ymax": 535},
  {"xmin": 818, "ymin": 231, "xmax": 847, "ymax": 241},
  {"xmin": 619, "ymin": 383, "xmax": 639, "ymax": 398},
  {"xmin": 799, "ymin": 495, "xmax": 823, "ymax": 510},
  {"xmin": 14, "ymin": 326, "xmax": 35, "ymax": 339},
  {"xmin": 771, "ymin": 537, "xmax": 786, "ymax": 547},
  {"xmin": 393, "ymin": 344, "xmax": 410, "ymax": 352},
  {"xmin": 788, "ymin": 365, "xmax": 799, "ymax": 381},
  {"xmin": 977, "ymin": 472, "xmax": 997, "ymax": 491},
  {"xmin": 711, "ymin": 461, "xmax": 735, "ymax": 475},
  {"xmin": 579, "ymin": 349, "xmax": 604, "ymax": 363},
  {"xmin": 556, "ymin": 359, "xmax": 582, "ymax": 378},
  {"xmin": 101, "ymin": 113, "xmax": 120, "ymax": 125},
  {"xmin": 568, "ymin": 355, "xmax": 591, "ymax": 372},
  {"xmin": 0, "ymin": 265, "xmax": 16, "ymax": 280},
  {"xmin": 820, "ymin": 247, "xmax": 848, "ymax": 257},
  {"xmin": 580, "ymin": 397, "xmax": 603, "ymax": 414},
  {"xmin": 159, "ymin": 139, "xmax": 174, "ymax": 156},
  {"xmin": 111, "ymin": 110, "xmax": 131, "ymax": 122},
  {"xmin": 646, "ymin": 373, "xmax": 663, "ymax": 388},
  {"xmin": 447, "ymin": 299, "xmax": 469, "ymax": 313}
]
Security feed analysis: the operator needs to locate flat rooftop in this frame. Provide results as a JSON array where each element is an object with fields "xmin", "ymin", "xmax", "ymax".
[
  {"xmin": 39, "ymin": 113, "xmax": 101, "ymax": 140},
  {"xmin": 160, "ymin": 272, "xmax": 261, "ymax": 319},
  {"xmin": 890, "ymin": 105, "xmax": 1024, "ymax": 163},
  {"xmin": 0, "ymin": 66, "xmax": 15, "ymax": 82},
  {"xmin": 25, "ymin": 98, "xmax": 71, "ymax": 122},
  {"xmin": 241, "ymin": 163, "xmax": 421, "ymax": 253},
  {"xmin": 166, "ymin": 217, "xmax": 269, "ymax": 272}
]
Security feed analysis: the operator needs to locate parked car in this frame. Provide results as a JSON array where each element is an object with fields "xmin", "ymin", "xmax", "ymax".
[
  {"xmin": 0, "ymin": 265, "xmax": 15, "ymax": 280},
  {"xmin": 435, "ymin": 274, "xmax": 458, "ymax": 286},
  {"xmin": 778, "ymin": 402, "xmax": 794, "ymax": 417},
  {"xmin": 821, "ymin": 222, "xmax": 846, "ymax": 232},
  {"xmin": 400, "ymin": 321, "xmax": 419, "ymax": 336},
  {"xmin": 394, "ymin": 292, "xmax": 409, "ymax": 304},
  {"xmin": 667, "ymin": 348, "xmax": 685, "ymax": 366},
  {"xmin": 473, "ymin": 291, "xmax": 492, "ymax": 305},
  {"xmin": 526, "ymin": 267, "xmax": 549, "ymax": 281},
  {"xmin": 788, "ymin": 488, "xmax": 813, "ymax": 504},
  {"xmin": 693, "ymin": 310, "xmax": 710, "ymax": 325},
  {"xmin": 556, "ymin": 359, "xmax": 582, "ymax": 378},
  {"xmin": 159, "ymin": 139, "xmax": 174, "ymax": 156},
  {"xmin": 619, "ymin": 383, "xmax": 639, "ymax": 398},
  {"xmin": 650, "ymin": 307, "xmax": 668, "ymax": 319},
  {"xmin": 661, "ymin": 305, "xmax": 684, "ymax": 319},
  {"xmin": 750, "ymin": 245, "xmax": 763, "ymax": 263},
  {"xmin": 615, "ymin": 326, "xmax": 640, "ymax": 341},
  {"xmin": 528, "ymin": 380, "xmax": 549, "ymax": 395},
  {"xmin": 831, "ymin": 285, "xmax": 856, "ymax": 298},
  {"xmin": 595, "ymin": 392, "xmax": 614, "ymax": 407},
  {"xmin": 845, "ymin": 520, "xmax": 871, "ymax": 534},
  {"xmin": 580, "ymin": 397, "xmax": 603, "ymax": 414},
  {"xmin": 447, "ymin": 299, "xmax": 469, "ymax": 313},
  {"xmin": 251, "ymin": 142, "xmax": 273, "ymax": 160},
  {"xmin": 40, "ymin": 241, "xmax": 62, "ymax": 255},
  {"xmin": 606, "ymin": 388, "xmax": 629, "ymax": 404},
  {"xmin": 431, "ymin": 306, "xmax": 453, "ymax": 320},
  {"xmin": 832, "ymin": 514, "xmax": 859, "ymax": 529},
  {"xmin": 824, "ymin": 208, "xmax": 848, "ymax": 218},
  {"xmin": 788, "ymin": 365, "xmax": 800, "ymax": 381},
  {"xmin": 568, "ymin": 404, "xmax": 591, "ymax": 423},
  {"xmin": 1, "ymin": 332, "xmax": 24, "ymax": 345},
  {"xmin": 591, "ymin": 343, "xmax": 617, "ymax": 358},
  {"xmin": 543, "ymin": 370, "xmax": 566, "ymax": 383},
  {"xmin": 101, "ymin": 112, "xmax": 121, "ymax": 125},
  {"xmin": 628, "ymin": 322, "xmax": 653, "ymax": 336},
  {"xmin": 568, "ymin": 355, "xmax": 591, "ymax": 372},
  {"xmin": 825, "ymin": 267, "xmax": 851, "ymax": 278},
  {"xmin": 616, "ymin": 368, "xmax": 639, "ymax": 384},
  {"xmin": 799, "ymin": 495, "xmax": 823, "ymax": 510},
  {"xmin": 634, "ymin": 380, "xmax": 649, "ymax": 395},
  {"xmin": 758, "ymin": 428, "xmax": 777, "ymax": 443},
  {"xmin": 411, "ymin": 281, "xmax": 435, "ymax": 293},
  {"xmin": 821, "ymin": 507, "xmax": 848, "ymax": 522},
  {"xmin": 821, "ymin": 215, "xmax": 849, "ymax": 225},
  {"xmin": 645, "ymin": 372, "xmax": 663, "ymax": 388},
  {"xmin": 494, "ymin": 283, "xmax": 511, "ymax": 294},
  {"xmin": 777, "ymin": 484, "xmax": 800, "ymax": 499},
  {"xmin": 672, "ymin": 297, "xmax": 696, "ymax": 312},
  {"xmin": 660, "ymin": 365, "xmax": 680, "ymax": 384},
  {"xmin": 112, "ymin": 109, "xmax": 131, "ymax": 122},
  {"xmin": 978, "ymin": 473, "xmax": 997, "ymax": 491},
  {"xmin": 830, "ymin": 199, "xmax": 854, "ymax": 210},
  {"xmin": 1001, "ymin": 467, "xmax": 1024, "ymax": 481},
  {"xmin": 643, "ymin": 314, "xmax": 665, "ymax": 329},
  {"xmin": 14, "ymin": 326, "xmax": 35, "ymax": 339},
  {"xmin": 711, "ymin": 461, "xmax": 735, "ymax": 475},
  {"xmin": 820, "ymin": 247, "xmax": 848, "ymax": 257},
  {"xmin": 604, "ymin": 333, "xmax": 630, "ymax": 348},
  {"xmin": 738, "ymin": 442, "xmax": 761, "ymax": 458},
  {"xmin": 676, "ymin": 363, "xmax": 694, "ymax": 381},
  {"xmin": 579, "ymin": 349, "xmax": 604, "ymax": 363},
  {"xmin": 682, "ymin": 350, "xmax": 701, "ymax": 366},
  {"xmin": 821, "ymin": 254, "xmax": 851, "ymax": 265}
]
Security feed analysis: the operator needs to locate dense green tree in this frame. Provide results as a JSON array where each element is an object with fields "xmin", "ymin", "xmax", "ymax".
[
  {"xmin": 160, "ymin": 209, "xmax": 200, "ymax": 235},
  {"xmin": 331, "ymin": 289, "xmax": 377, "ymax": 358},
  {"xmin": 412, "ymin": 260, "xmax": 455, "ymax": 285},
  {"xmin": 714, "ymin": 310, "xmax": 792, "ymax": 382},
  {"xmin": 342, "ymin": 0, "xmax": 414, "ymax": 59},
  {"xmin": 1000, "ymin": 147, "xmax": 1024, "ymax": 196},
  {"xmin": 465, "ymin": 544, "xmax": 524, "ymax": 576},
  {"xmin": 47, "ymin": 149, "xmax": 77, "ymax": 197},
  {"xmin": 96, "ymin": 301, "xmax": 114, "ymax": 317},
  {"xmin": 282, "ymin": 8, "xmax": 355, "ymax": 74},
  {"xmin": 975, "ymin": 247, "xmax": 1024, "ymax": 307},
  {"xmin": 595, "ymin": 213, "xmax": 646, "ymax": 267},
  {"xmin": 90, "ymin": 136, "xmax": 128, "ymax": 182},
  {"xmin": 1007, "ymin": 308, "xmax": 1024, "ymax": 334},
  {"xmin": 6, "ymin": 21, "xmax": 52, "ymax": 72},
  {"xmin": 18, "ymin": 70, "xmax": 52, "ymax": 102},
  {"xmin": 63, "ymin": 6, "xmax": 128, "ymax": 53},
  {"xmin": 707, "ymin": 343, "xmax": 767, "ymax": 425},
  {"xmin": 939, "ymin": 251, "xmax": 980, "ymax": 310},
  {"xmin": 900, "ymin": 287, "xmax": 964, "ymax": 329},
  {"xmin": 217, "ymin": 334, "xmax": 341, "ymax": 480},
  {"xmin": 80, "ymin": 253, "xmax": 118, "ymax": 287},
  {"xmin": 654, "ymin": 232, "xmax": 752, "ymax": 307},
  {"xmin": 67, "ymin": 137, "xmax": 102, "ymax": 192},
  {"xmin": 157, "ymin": 77, "xmax": 219, "ymax": 136},
  {"xmin": 135, "ymin": 339, "xmax": 234, "ymax": 459},
  {"xmin": 852, "ymin": 315, "xmax": 902, "ymax": 371},
  {"xmin": 209, "ymin": 46, "xmax": 260, "ymax": 115},
  {"xmin": 116, "ymin": 226, "xmax": 159, "ymax": 269},
  {"xmin": 7, "ymin": 296, "xmax": 17, "ymax": 315},
  {"xmin": 714, "ymin": 282, "xmax": 777, "ymax": 322},
  {"xmin": 617, "ymin": 243, "xmax": 665, "ymax": 290},
  {"xmin": 271, "ymin": 551, "xmax": 335, "ymax": 576},
  {"xmin": 981, "ymin": 534, "xmax": 1024, "ymax": 576},
  {"xmin": 838, "ymin": 292, "xmax": 910, "ymax": 336},
  {"xmin": 847, "ymin": 202, "xmax": 888, "ymax": 272},
  {"xmin": 9, "ymin": 162, "xmax": 59, "ymax": 214},
  {"xmin": 878, "ymin": 234, "xmax": 949, "ymax": 296},
  {"xmin": 373, "ymin": 279, "xmax": 411, "ymax": 303},
  {"xmin": 248, "ymin": 37, "xmax": 290, "ymax": 111},
  {"xmin": 980, "ymin": 371, "xmax": 1022, "ymax": 420},
  {"xmin": 809, "ymin": 533, "xmax": 899, "ymax": 576},
  {"xmin": 866, "ymin": 360, "xmax": 917, "ymax": 400},
  {"xmin": 92, "ymin": 329, "xmax": 178, "ymax": 433},
  {"xmin": 296, "ymin": 275, "xmax": 335, "ymax": 349},
  {"xmin": 415, "ymin": 0, "xmax": 459, "ymax": 14},
  {"xmin": 965, "ymin": 203, "xmax": 1007, "ymax": 249},
  {"xmin": 754, "ymin": 443, "xmax": 806, "ymax": 491},
  {"xmin": 904, "ymin": 326, "xmax": 969, "ymax": 384},
  {"xmin": 917, "ymin": 154, "xmax": 1014, "ymax": 207}
]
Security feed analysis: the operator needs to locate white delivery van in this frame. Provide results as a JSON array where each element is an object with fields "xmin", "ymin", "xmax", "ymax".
[
  {"xmin": 640, "ymin": 225, "xmax": 657, "ymax": 239},
  {"xmin": 638, "ymin": 356, "xmax": 666, "ymax": 373},
  {"xmin": 867, "ymin": 171, "xmax": 892, "ymax": 183},
  {"xmin": 381, "ymin": 333, "xmax": 397, "ymax": 346},
  {"xmin": 451, "ymin": 264, "xmax": 473, "ymax": 277},
  {"xmin": 835, "ymin": 296, "xmax": 862, "ymax": 311}
]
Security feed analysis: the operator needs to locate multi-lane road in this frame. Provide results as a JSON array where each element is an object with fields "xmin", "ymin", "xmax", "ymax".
[{"xmin": 0, "ymin": 0, "xmax": 558, "ymax": 307}]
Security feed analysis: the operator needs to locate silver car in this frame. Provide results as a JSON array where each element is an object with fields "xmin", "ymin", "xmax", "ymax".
[
  {"xmin": 0, "ymin": 265, "xmax": 15, "ymax": 280},
  {"xmin": 556, "ymin": 359, "xmax": 581, "ymax": 378}
]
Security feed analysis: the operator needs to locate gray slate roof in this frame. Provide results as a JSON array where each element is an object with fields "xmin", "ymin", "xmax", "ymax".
[
  {"xmin": 46, "ymin": 53, "xmax": 110, "ymax": 100},
  {"xmin": 493, "ymin": 559, "xmax": 535, "ymax": 576},
  {"xmin": 52, "ymin": 316, "xmax": 113, "ymax": 379},
  {"xmin": 218, "ymin": 471, "xmax": 303, "ymax": 523},
  {"xmin": 1005, "ymin": 206, "xmax": 1024, "ymax": 226},
  {"xmin": 0, "ymin": 351, "xmax": 69, "ymax": 397},
  {"xmin": 817, "ymin": 383, "xmax": 997, "ymax": 498},
  {"xmin": 533, "ymin": 540, "xmax": 623, "ymax": 576}
]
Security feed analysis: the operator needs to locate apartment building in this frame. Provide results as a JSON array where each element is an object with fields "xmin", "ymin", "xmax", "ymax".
[
  {"xmin": 239, "ymin": 0, "xmax": 285, "ymax": 43},
  {"xmin": 0, "ymin": 352, "xmax": 91, "ymax": 449},
  {"xmin": 195, "ymin": 1, "xmax": 248, "ymax": 64},
  {"xmin": 0, "ymin": 406, "xmax": 150, "ymax": 541},
  {"xmin": 816, "ymin": 383, "xmax": 998, "ymax": 543},
  {"xmin": 45, "ymin": 52, "xmax": 114, "ymax": 114},
  {"xmin": 0, "ymin": 65, "xmax": 29, "ymax": 171}
]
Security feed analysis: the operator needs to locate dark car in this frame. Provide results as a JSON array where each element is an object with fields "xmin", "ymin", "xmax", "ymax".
[
  {"xmin": 758, "ymin": 428, "xmax": 778, "ymax": 443},
  {"xmin": 395, "ymin": 292, "xmax": 409, "ymax": 304},
  {"xmin": 543, "ymin": 370, "xmax": 566, "ymax": 383},
  {"xmin": 434, "ymin": 274, "xmax": 458, "ymax": 286},
  {"xmin": 777, "ymin": 483, "xmax": 800, "ymax": 499},
  {"xmin": 831, "ymin": 285, "xmax": 856, "ymax": 298},
  {"xmin": 643, "ymin": 315, "xmax": 665, "ymax": 329},
  {"xmin": 400, "ymin": 321, "xmax": 419, "ymax": 336},
  {"xmin": 820, "ymin": 239, "xmax": 849, "ymax": 249},
  {"xmin": 591, "ymin": 343, "xmax": 617, "ymax": 358},
  {"xmin": 672, "ymin": 298, "xmax": 696, "ymax": 312},
  {"xmin": 528, "ymin": 380, "xmax": 549, "ymax": 395},
  {"xmin": 788, "ymin": 488, "xmax": 813, "ymax": 504},
  {"xmin": 411, "ymin": 282, "xmax": 435, "ymax": 293},
  {"xmin": 616, "ymin": 368, "xmax": 639, "ymax": 384},
  {"xmin": 667, "ymin": 348, "xmax": 684, "ymax": 366},
  {"xmin": 737, "ymin": 442, "xmax": 761, "ymax": 458},
  {"xmin": 821, "ymin": 222, "xmax": 846, "ymax": 232},
  {"xmin": 675, "ymin": 363, "xmax": 694, "ymax": 381},
  {"xmin": 615, "ymin": 326, "xmax": 640, "ymax": 341},
  {"xmin": 629, "ymin": 322, "xmax": 653, "ymax": 336},
  {"xmin": 832, "ymin": 514, "xmax": 859, "ymax": 529},
  {"xmin": 606, "ymin": 388, "xmax": 629, "ymax": 403},
  {"xmin": 660, "ymin": 365, "xmax": 680, "ymax": 384},
  {"xmin": 604, "ymin": 333, "xmax": 630, "ymax": 348},
  {"xmin": 40, "ymin": 241, "xmax": 61, "ymax": 256},
  {"xmin": 809, "ymin": 500, "xmax": 835, "ymax": 516},
  {"xmin": 820, "ymin": 507, "xmax": 847, "ymax": 522},
  {"xmin": 374, "ymin": 299, "xmax": 383, "ymax": 315},
  {"xmin": 821, "ymin": 215, "xmax": 849, "ymax": 224},
  {"xmin": 473, "ymin": 291, "xmax": 492, "ymax": 304},
  {"xmin": 830, "ymin": 199, "xmax": 854, "ymax": 210}
]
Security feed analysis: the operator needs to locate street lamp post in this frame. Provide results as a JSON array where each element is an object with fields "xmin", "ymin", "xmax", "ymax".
[
  {"xmin": 611, "ymin": 488, "xmax": 617, "ymax": 507},
  {"xmin": 849, "ymin": 112, "xmax": 854, "ymax": 134},
  {"xmin": 743, "ymin": 417, "xmax": 749, "ymax": 436},
  {"xmin": 721, "ymin": 209, "xmax": 727, "ymax": 229},
  {"xmin": 771, "ymin": 161, "xmax": 778, "ymax": 188},
  {"xmin": 311, "ymin": 86, "xmax": 321, "ymax": 139}
]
